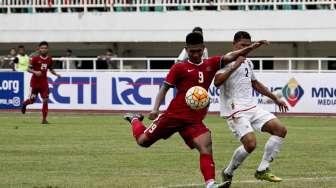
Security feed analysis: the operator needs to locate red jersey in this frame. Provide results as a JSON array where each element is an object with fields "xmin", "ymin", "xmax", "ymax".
[
  {"xmin": 164, "ymin": 56, "xmax": 222, "ymax": 122},
  {"xmin": 30, "ymin": 55, "xmax": 53, "ymax": 88}
]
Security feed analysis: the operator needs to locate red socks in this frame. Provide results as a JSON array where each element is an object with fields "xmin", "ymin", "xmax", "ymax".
[
  {"xmin": 200, "ymin": 154, "xmax": 215, "ymax": 184},
  {"xmin": 131, "ymin": 119, "xmax": 146, "ymax": 140},
  {"xmin": 42, "ymin": 103, "xmax": 48, "ymax": 121}
]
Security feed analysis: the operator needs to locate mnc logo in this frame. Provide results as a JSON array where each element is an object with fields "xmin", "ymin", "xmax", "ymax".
[{"xmin": 282, "ymin": 78, "xmax": 304, "ymax": 107}]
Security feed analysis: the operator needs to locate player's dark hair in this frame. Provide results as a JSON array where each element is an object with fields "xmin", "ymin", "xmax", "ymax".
[
  {"xmin": 107, "ymin": 48, "xmax": 113, "ymax": 53},
  {"xmin": 234, "ymin": 31, "xmax": 251, "ymax": 43},
  {"xmin": 39, "ymin": 41, "xmax": 49, "ymax": 47},
  {"xmin": 186, "ymin": 32, "xmax": 204, "ymax": 45},
  {"xmin": 66, "ymin": 49, "xmax": 72, "ymax": 53},
  {"xmin": 192, "ymin": 27, "xmax": 203, "ymax": 34},
  {"xmin": 18, "ymin": 45, "xmax": 24, "ymax": 49}
]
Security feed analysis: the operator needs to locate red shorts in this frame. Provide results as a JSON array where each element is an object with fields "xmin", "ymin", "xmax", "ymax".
[
  {"xmin": 30, "ymin": 86, "xmax": 49, "ymax": 99},
  {"xmin": 144, "ymin": 113, "xmax": 210, "ymax": 149}
]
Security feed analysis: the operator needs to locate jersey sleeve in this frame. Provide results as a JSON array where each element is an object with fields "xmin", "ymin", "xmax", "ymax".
[
  {"xmin": 164, "ymin": 63, "xmax": 181, "ymax": 87},
  {"xmin": 208, "ymin": 56, "xmax": 223, "ymax": 71},
  {"xmin": 29, "ymin": 56, "xmax": 36, "ymax": 68}
]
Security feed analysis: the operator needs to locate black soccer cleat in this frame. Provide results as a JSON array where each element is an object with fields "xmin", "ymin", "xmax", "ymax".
[
  {"xmin": 41, "ymin": 120, "xmax": 49, "ymax": 125},
  {"xmin": 21, "ymin": 104, "xmax": 27, "ymax": 114},
  {"xmin": 221, "ymin": 169, "xmax": 233, "ymax": 188},
  {"xmin": 123, "ymin": 113, "xmax": 144, "ymax": 123}
]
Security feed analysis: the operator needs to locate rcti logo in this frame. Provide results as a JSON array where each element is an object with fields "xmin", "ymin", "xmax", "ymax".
[{"xmin": 282, "ymin": 78, "xmax": 304, "ymax": 107}]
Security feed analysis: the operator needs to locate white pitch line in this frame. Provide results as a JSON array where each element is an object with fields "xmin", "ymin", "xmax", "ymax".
[{"xmin": 163, "ymin": 176, "xmax": 336, "ymax": 188}]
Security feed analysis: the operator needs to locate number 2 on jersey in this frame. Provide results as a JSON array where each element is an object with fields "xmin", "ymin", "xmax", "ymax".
[
  {"xmin": 245, "ymin": 68, "xmax": 249, "ymax": 77},
  {"xmin": 198, "ymin": 71, "xmax": 204, "ymax": 83}
]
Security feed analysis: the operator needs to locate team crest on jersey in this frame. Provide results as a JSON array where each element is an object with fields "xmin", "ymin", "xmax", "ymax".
[
  {"xmin": 206, "ymin": 66, "xmax": 212, "ymax": 72},
  {"xmin": 41, "ymin": 63, "xmax": 48, "ymax": 70}
]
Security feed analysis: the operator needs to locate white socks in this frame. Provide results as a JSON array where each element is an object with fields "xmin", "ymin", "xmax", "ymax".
[
  {"xmin": 224, "ymin": 145, "xmax": 249, "ymax": 176},
  {"xmin": 257, "ymin": 135, "xmax": 284, "ymax": 171},
  {"xmin": 206, "ymin": 179, "xmax": 215, "ymax": 188}
]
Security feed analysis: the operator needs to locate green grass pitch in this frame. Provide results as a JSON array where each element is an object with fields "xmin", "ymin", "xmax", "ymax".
[{"xmin": 0, "ymin": 112, "xmax": 335, "ymax": 188}]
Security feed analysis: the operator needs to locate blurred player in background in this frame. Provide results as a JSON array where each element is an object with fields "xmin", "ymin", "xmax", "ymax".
[
  {"xmin": 21, "ymin": 41, "xmax": 61, "ymax": 124},
  {"xmin": 177, "ymin": 27, "xmax": 209, "ymax": 62},
  {"xmin": 123, "ymin": 32, "xmax": 268, "ymax": 188},
  {"xmin": 214, "ymin": 31, "xmax": 288, "ymax": 187}
]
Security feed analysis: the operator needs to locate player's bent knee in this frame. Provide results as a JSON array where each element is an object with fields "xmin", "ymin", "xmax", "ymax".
[
  {"xmin": 277, "ymin": 126, "xmax": 287, "ymax": 138},
  {"xmin": 244, "ymin": 141, "xmax": 257, "ymax": 153},
  {"xmin": 137, "ymin": 140, "xmax": 152, "ymax": 148},
  {"xmin": 136, "ymin": 135, "xmax": 153, "ymax": 148}
]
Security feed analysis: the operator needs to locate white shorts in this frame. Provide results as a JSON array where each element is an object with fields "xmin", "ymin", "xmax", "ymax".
[{"xmin": 225, "ymin": 106, "xmax": 276, "ymax": 140}]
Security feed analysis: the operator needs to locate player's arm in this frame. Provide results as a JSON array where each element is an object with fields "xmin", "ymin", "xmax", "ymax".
[
  {"xmin": 27, "ymin": 58, "xmax": 42, "ymax": 76},
  {"xmin": 148, "ymin": 82, "xmax": 171, "ymax": 120},
  {"xmin": 214, "ymin": 56, "xmax": 245, "ymax": 87},
  {"xmin": 221, "ymin": 40, "xmax": 269, "ymax": 64},
  {"xmin": 252, "ymin": 80, "xmax": 288, "ymax": 112},
  {"xmin": 49, "ymin": 67, "xmax": 61, "ymax": 78}
]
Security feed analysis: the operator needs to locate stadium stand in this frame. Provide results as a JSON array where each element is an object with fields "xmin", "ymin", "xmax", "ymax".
[{"xmin": 0, "ymin": 0, "xmax": 334, "ymax": 13}]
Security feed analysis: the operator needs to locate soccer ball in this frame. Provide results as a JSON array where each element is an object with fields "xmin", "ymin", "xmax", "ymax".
[{"xmin": 185, "ymin": 86, "xmax": 210, "ymax": 110}]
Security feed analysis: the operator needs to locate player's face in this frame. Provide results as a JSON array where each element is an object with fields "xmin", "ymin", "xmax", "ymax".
[
  {"xmin": 186, "ymin": 44, "xmax": 204, "ymax": 64},
  {"xmin": 39, "ymin": 45, "xmax": 48, "ymax": 56},
  {"xmin": 233, "ymin": 38, "xmax": 252, "ymax": 51}
]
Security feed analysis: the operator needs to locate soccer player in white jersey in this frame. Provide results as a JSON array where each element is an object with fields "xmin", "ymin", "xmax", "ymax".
[{"xmin": 214, "ymin": 31, "xmax": 288, "ymax": 187}]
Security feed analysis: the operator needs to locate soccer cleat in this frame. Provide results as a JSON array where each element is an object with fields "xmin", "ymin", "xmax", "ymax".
[
  {"xmin": 254, "ymin": 168, "xmax": 282, "ymax": 182},
  {"xmin": 41, "ymin": 120, "xmax": 49, "ymax": 124},
  {"xmin": 221, "ymin": 170, "xmax": 233, "ymax": 188},
  {"xmin": 123, "ymin": 113, "xmax": 144, "ymax": 123},
  {"xmin": 21, "ymin": 104, "xmax": 26, "ymax": 114},
  {"xmin": 208, "ymin": 182, "xmax": 231, "ymax": 188}
]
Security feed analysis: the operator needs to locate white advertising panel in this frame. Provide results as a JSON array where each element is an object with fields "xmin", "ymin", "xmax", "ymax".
[{"xmin": 24, "ymin": 72, "xmax": 336, "ymax": 114}]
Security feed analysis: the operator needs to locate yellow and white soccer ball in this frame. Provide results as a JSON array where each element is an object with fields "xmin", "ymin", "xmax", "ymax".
[{"xmin": 185, "ymin": 86, "xmax": 210, "ymax": 110}]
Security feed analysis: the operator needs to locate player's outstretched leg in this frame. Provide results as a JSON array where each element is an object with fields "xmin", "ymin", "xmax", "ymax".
[
  {"xmin": 221, "ymin": 133, "xmax": 255, "ymax": 187},
  {"xmin": 255, "ymin": 118, "xmax": 287, "ymax": 182},
  {"xmin": 123, "ymin": 112, "xmax": 154, "ymax": 148},
  {"xmin": 21, "ymin": 97, "xmax": 35, "ymax": 114}
]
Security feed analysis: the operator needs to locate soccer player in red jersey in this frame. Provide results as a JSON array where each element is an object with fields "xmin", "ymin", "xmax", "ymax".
[
  {"xmin": 21, "ymin": 41, "xmax": 61, "ymax": 124},
  {"xmin": 123, "ymin": 32, "xmax": 268, "ymax": 188}
]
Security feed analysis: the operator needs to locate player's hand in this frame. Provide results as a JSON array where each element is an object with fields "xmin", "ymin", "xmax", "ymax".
[
  {"xmin": 34, "ymin": 71, "xmax": 42, "ymax": 77},
  {"xmin": 275, "ymin": 98, "xmax": 289, "ymax": 113},
  {"xmin": 251, "ymin": 40, "xmax": 270, "ymax": 49},
  {"xmin": 148, "ymin": 110, "xmax": 159, "ymax": 120}
]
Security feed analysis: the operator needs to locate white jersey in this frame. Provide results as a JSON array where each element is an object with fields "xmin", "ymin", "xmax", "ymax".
[
  {"xmin": 217, "ymin": 59, "xmax": 257, "ymax": 117},
  {"xmin": 177, "ymin": 48, "xmax": 209, "ymax": 62}
]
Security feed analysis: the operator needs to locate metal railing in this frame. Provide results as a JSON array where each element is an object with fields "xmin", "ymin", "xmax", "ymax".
[
  {"xmin": 0, "ymin": 0, "xmax": 334, "ymax": 13},
  {"xmin": 1, "ymin": 57, "xmax": 336, "ymax": 72}
]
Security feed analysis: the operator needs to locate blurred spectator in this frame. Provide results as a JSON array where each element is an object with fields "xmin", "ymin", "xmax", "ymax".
[
  {"xmin": 13, "ymin": 45, "xmax": 29, "ymax": 72},
  {"xmin": 0, "ymin": 48, "xmax": 16, "ymax": 70},
  {"xmin": 177, "ymin": 27, "xmax": 209, "ymax": 62},
  {"xmin": 97, "ymin": 49, "xmax": 118, "ymax": 69},
  {"xmin": 62, "ymin": 49, "xmax": 81, "ymax": 69},
  {"xmin": 29, "ymin": 46, "xmax": 40, "ymax": 57}
]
